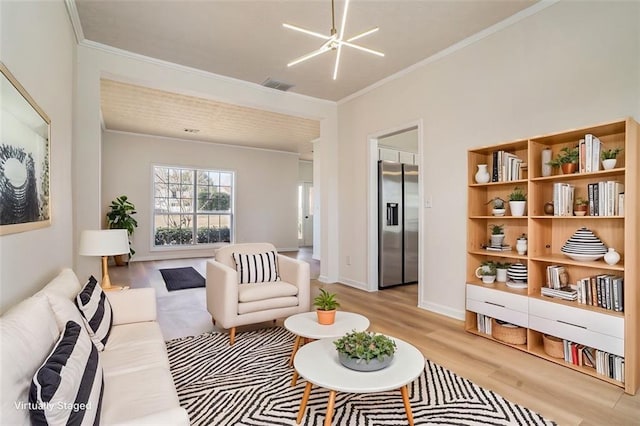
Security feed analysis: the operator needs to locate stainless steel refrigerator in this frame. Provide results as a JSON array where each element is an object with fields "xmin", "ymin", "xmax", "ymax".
[{"xmin": 378, "ymin": 161, "xmax": 419, "ymax": 288}]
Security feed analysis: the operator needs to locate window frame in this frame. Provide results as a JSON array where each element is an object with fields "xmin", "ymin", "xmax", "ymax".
[{"xmin": 150, "ymin": 164, "xmax": 235, "ymax": 251}]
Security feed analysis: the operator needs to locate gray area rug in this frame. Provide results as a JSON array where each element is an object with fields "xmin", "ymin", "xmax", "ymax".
[
  {"xmin": 166, "ymin": 327, "xmax": 555, "ymax": 425},
  {"xmin": 160, "ymin": 267, "xmax": 205, "ymax": 291}
]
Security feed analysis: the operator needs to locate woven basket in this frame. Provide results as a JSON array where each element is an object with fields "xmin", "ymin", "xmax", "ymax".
[
  {"xmin": 542, "ymin": 334, "xmax": 564, "ymax": 358},
  {"xmin": 491, "ymin": 319, "xmax": 526, "ymax": 345}
]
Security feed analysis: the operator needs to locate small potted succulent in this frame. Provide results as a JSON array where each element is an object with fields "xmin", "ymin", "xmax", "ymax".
[
  {"xmin": 478, "ymin": 260, "xmax": 497, "ymax": 284},
  {"xmin": 486, "ymin": 197, "xmax": 506, "ymax": 216},
  {"xmin": 574, "ymin": 197, "xmax": 588, "ymax": 216},
  {"xmin": 547, "ymin": 146, "xmax": 579, "ymax": 174},
  {"xmin": 601, "ymin": 147, "xmax": 622, "ymax": 170},
  {"xmin": 508, "ymin": 187, "xmax": 527, "ymax": 217},
  {"xmin": 334, "ymin": 330, "xmax": 397, "ymax": 371},
  {"xmin": 313, "ymin": 288, "xmax": 340, "ymax": 325},
  {"xmin": 488, "ymin": 224, "xmax": 505, "ymax": 248}
]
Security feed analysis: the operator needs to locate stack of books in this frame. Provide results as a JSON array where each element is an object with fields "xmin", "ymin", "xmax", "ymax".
[
  {"xmin": 552, "ymin": 183, "xmax": 575, "ymax": 216},
  {"xmin": 578, "ymin": 134, "xmax": 602, "ymax": 173},
  {"xmin": 575, "ymin": 274, "xmax": 624, "ymax": 312},
  {"xmin": 491, "ymin": 151, "xmax": 525, "ymax": 182},
  {"xmin": 562, "ymin": 339, "xmax": 625, "ymax": 383},
  {"xmin": 587, "ymin": 181, "xmax": 625, "ymax": 216},
  {"xmin": 541, "ymin": 286, "xmax": 578, "ymax": 301}
]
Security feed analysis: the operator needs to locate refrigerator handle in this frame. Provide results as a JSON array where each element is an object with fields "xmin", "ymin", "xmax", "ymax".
[{"xmin": 386, "ymin": 203, "xmax": 399, "ymax": 226}]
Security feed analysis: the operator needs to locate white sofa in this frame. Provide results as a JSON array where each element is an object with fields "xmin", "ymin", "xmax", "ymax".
[{"xmin": 0, "ymin": 269, "xmax": 189, "ymax": 425}]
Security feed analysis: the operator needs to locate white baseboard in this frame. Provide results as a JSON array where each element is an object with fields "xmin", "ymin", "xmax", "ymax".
[
  {"xmin": 338, "ymin": 277, "xmax": 372, "ymax": 292},
  {"xmin": 317, "ymin": 275, "xmax": 332, "ymax": 283},
  {"xmin": 418, "ymin": 300, "xmax": 465, "ymax": 321}
]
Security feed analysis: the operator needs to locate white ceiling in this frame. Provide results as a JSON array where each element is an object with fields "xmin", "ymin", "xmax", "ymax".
[{"xmin": 71, "ymin": 0, "xmax": 538, "ymax": 159}]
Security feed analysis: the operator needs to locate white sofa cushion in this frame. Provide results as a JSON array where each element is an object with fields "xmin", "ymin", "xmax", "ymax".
[
  {"xmin": 76, "ymin": 276, "xmax": 113, "ymax": 351},
  {"xmin": 101, "ymin": 367, "xmax": 185, "ymax": 425},
  {"xmin": 238, "ymin": 296, "xmax": 299, "ymax": 314},
  {"xmin": 0, "ymin": 296, "xmax": 60, "ymax": 425},
  {"xmin": 38, "ymin": 268, "xmax": 82, "ymax": 300},
  {"xmin": 106, "ymin": 321, "xmax": 165, "ymax": 349},
  {"xmin": 238, "ymin": 282, "xmax": 298, "ymax": 303},
  {"xmin": 30, "ymin": 321, "xmax": 103, "ymax": 426},
  {"xmin": 233, "ymin": 251, "xmax": 280, "ymax": 283},
  {"xmin": 102, "ymin": 340, "xmax": 169, "ymax": 377}
]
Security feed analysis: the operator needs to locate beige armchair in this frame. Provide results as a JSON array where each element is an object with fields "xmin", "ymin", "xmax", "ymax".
[{"xmin": 206, "ymin": 243, "xmax": 310, "ymax": 345}]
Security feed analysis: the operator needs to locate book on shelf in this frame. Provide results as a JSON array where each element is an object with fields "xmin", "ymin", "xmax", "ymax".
[
  {"xmin": 485, "ymin": 244, "xmax": 512, "ymax": 252},
  {"xmin": 491, "ymin": 150, "xmax": 523, "ymax": 182},
  {"xmin": 587, "ymin": 181, "xmax": 624, "ymax": 216},
  {"xmin": 541, "ymin": 286, "xmax": 578, "ymax": 301},
  {"xmin": 560, "ymin": 338, "xmax": 624, "ymax": 382},
  {"xmin": 575, "ymin": 274, "xmax": 624, "ymax": 312},
  {"xmin": 584, "ymin": 134, "xmax": 602, "ymax": 173},
  {"xmin": 546, "ymin": 265, "xmax": 568, "ymax": 289},
  {"xmin": 553, "ymin": 183, "xmax": 574, "ymax": 216}
]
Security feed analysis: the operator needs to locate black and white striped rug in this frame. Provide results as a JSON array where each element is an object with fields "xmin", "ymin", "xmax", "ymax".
[{"xmin": 166, "ymin": 327, "xmax": 555, "ymax": 425}]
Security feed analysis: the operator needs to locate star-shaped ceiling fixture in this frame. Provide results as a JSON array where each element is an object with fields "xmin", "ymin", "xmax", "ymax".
[{"xmin": 283, "ymin": 0, "xmax": 384, "ymax": 80}]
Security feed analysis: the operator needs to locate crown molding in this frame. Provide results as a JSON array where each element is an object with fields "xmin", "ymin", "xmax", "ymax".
[{"xmin": 64, "ymin": 0, "xmax": 84, "ymax": 43}]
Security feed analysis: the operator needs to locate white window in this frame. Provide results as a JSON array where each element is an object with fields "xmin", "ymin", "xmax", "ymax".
[{"xmin": 153, "ymin": 165, "xmax": 233, "ymax": 247}]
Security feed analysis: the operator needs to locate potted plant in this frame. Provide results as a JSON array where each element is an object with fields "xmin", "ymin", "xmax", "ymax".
[
  {"xmin": 508, "ymin": 187, "xmax": 527, "ymax": 217},
  {"xmin": 477, "ymin": 261, "xmax": 497, "ymax": 284},
  {"xmin": 333, "ymin": 330, "xmax": 397, "ymax": 371},
  {"xmin": 601, "ymin": 147, "xmax": 623, "ymax": 170},
  {"xmin": 574, "ymin": 197, "xmax": 589, "ymax": 216},
  {"xmin": 313, "ymin": 288, "xmax": 340, "ymax": 325},
  {"xmin": 486, "ymin": 197, "xmax": 506, "ymax": 216},
  {"xmin": 488, "ymin": 224, "xmax": 505, "ymax": 248},
  {"xmin": 106, "ymin": 195, "xmax": 138, "ymax": 265},
  {"xmin": 547, "ymin": 146, "xmax": 579, "ymax": 174},
  {"xmin": 495, "ymin": 262, "xmax": 511, "ymax": 283}
]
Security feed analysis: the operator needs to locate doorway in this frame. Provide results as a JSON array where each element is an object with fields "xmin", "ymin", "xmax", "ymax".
[
  {"xmin": 298, "ymin": 182, "xmax": 314, "ymax": 247},
  {"xmin": 367, "ymin": 120, "xmax": 423, "ymax": 297}
]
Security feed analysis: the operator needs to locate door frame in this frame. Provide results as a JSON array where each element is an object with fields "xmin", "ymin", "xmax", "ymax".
[
  {"xmin": 298, "ymin": 181, "xmax": 314, "ymax": 247},
  {"xmin": 367, "ymin": 119, "xmax": 424, "ymax": 293}
]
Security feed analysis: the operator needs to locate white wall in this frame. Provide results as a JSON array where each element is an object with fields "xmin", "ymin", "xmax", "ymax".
[
  {"xmin": 102, "ymin": 131, "xmax": 300, "ymax": 259},
  {"xmin": 337, "ymin": 1, "xmax": 640, "ymax": 318},
  {"xmin": 74, "ymin": 45, "xmax": 339, "ymax": 281},
  {"xmin": 298, "ymin": 160, "xmax": 313, "ymax": 182},
  {"xmin": 0, "ymin": 1, "xmax": 75, "ymax": 313}
]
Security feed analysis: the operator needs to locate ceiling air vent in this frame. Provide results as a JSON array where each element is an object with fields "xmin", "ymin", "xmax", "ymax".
[{"xmin": 261, "ymin": 78, "xmax": 295, "ymax": 92}]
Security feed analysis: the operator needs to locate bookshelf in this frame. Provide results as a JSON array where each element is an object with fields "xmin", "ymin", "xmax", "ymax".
[{"xmin": 465, "ymin": 118, "xmax": 639, "ymax": 394}]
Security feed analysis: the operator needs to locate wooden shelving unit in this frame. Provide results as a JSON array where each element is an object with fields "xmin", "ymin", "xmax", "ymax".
[{"xmin": 464, "ymin": 118, "xmax": 639, "ymax": 395}]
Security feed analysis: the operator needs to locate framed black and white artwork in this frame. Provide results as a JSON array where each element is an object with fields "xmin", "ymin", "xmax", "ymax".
[{"xmin": 0, "ymin": 62, "xmax": 51, "ymax": 235}]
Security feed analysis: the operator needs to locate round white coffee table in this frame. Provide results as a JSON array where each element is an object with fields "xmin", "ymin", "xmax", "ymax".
[
  {"xmin": 293, "ymin": 336, "xmax": 424, "ymax": 426},
  {"xmin": 284, "ymin": 311, "xmax": 369, "ymax": 386}
]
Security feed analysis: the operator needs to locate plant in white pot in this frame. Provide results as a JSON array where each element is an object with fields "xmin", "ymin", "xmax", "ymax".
[
  {"xmin": 508, "ymin": 187, "xmax": 527, "ymax": 217},
  {"xmin": 601, "ymin": 147, "xmax": 622, "ymax": 170},
  {"xmin": 488, "ymin": 224, "xmax": 505, "ymax": 248},
  {"xmin": 495, "ymin": 262, "xmax": 511, "ymax": 283},
  {"xmin": 486, "ymin": 197, "xmax": 506, "ymax": 216}
]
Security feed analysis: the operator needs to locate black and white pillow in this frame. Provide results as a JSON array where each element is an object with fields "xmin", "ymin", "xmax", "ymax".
[
  {"xmin": 233, "ymin": 251, "xmax": 281, "ymax": 284},
  {"xmin": 30, "ymin": 321, "xmax": 103, "ymax": 426},
  {"xmin": 75, "ymin": 276, "xmax": 113, "ymax": 351}
]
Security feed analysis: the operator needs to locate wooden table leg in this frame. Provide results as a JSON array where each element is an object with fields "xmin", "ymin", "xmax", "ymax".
[
  {"xmin": 400, "ymin": 385, "xmax": 414, "ymax": 426},
  {"xmin": 324, "ymin": 390, "xmax": 336, "ymax": 426},
  {"xmin": 296, "ymin": 382, "xmax": 313, "ymax": 424},
  {"xmin": 289, "ymin": 335, "xmax": 302, "ymax": 366},
  {"xmin": 291, "ymin": 370, "xmax": 299, "ymax": 387}
]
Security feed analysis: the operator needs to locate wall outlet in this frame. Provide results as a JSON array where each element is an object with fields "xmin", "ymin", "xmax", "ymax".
[{"xmin": 346, "ymin": 255, "xmax": 351, "ymax": 266}]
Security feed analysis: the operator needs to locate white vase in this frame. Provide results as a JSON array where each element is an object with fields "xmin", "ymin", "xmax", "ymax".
[
  {"xmin": 541, "ymin": 148, "xmax": 552, "ymax": 177},
  {"xmin": 509, "ymin": 201, "xmax": 526, "ymax": 217},
  {"xmin": 475, "ymin": 164, "xmax": 490, "ymax": 183},
  {"xmin": 604, "ymin": 248, "xmax": 620, "ymax": 265},
  {"xmin": 496, "ymin": 268, "xmax": 508, "ymax": 283},
  {"xmin": 516, "ymin": 238, "xmax": 528, "ymax": 255},
  {"xmin": 602, "ymin": 158, "xmax": 617, "ymax": 170}
]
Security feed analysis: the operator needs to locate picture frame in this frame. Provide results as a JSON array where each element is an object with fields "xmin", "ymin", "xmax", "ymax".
[{"xmin": 0, "ymin": 62, "xmax": 51, "ymax": 235}]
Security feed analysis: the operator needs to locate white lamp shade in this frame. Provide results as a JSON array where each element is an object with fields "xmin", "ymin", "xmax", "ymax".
[{"xmin": 79, "ymin": 229, "xmax": 130, "ymax": 256}]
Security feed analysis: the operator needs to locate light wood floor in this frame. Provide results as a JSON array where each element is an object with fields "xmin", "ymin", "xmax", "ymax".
[{"xmin": 109, "ymin": 255, "xmax": 639, "ymax": 425}]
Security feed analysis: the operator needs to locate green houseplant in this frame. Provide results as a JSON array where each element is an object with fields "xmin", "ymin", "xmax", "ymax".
[
  {"xmin": 314, "ymin": 288, "xmax": 340, "ymax": 325},
  {"xmin": 574, "ymin": 196, "xmax": 589, "ymax": 216},
  {"xmin": 334, "ymin": 330, "xmax": 397, "ymax": 371},
  {"xmin": 106, "ymin": 195, "xmax": 138, "ymax": 264},
  {"xmin": 601, "ymin": 147, "xmax": 623, "ymax": 170},
  {"xmin": 508, "ymin": 187, "xmax": 527, "ymax": 217},
  {"xmin": 486, "ymin": 197, "xmax": 506, "ymax": 216},
  {"xmin": 488, "ymin": 224, "xmax": 504, "ymax": 248},
  {"xmin": 547, "ymin": 146, "xmax": 579, "ymax": 174}
]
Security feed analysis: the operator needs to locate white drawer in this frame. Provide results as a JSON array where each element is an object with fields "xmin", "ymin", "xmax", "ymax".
[
  {"xmin": 529, "ymin": 315, "xmax": 624, "ymax": 356},
  {"xmin": 466, "ymin": 284, "xmax": 528, "ymax": 313},
  {"xmin": 529, "ymin": 298, "xmax": 623, "ymax": 339},
  {"xmin": 466, "ymin": 298, "xmax": 528, "ymax": 328}
]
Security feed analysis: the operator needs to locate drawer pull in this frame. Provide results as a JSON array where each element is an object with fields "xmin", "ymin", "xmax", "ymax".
[
  {"xmin": 557, "ymin": 320, "xmax": 587, "ymax": 329},
  {"xmin": 484, "ymin": 301, "xmax": 505, "ymax": 308}
]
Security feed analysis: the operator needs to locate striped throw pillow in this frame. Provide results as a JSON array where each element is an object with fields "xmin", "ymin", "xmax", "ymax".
[
  {"xmin": 75, "ymin": 276, "xmax": 113, "ymax": 351},
  {"xmin": 233, "ymin": 251, "xmax": 281, "ymax": 284},
  {"xmin": 30, "ymin": 321, "xmax": 103, "ymax": 425}
]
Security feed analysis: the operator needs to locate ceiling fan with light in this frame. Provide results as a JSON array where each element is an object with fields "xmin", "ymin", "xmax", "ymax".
[{"xmin": 283, "ymin": 0, "xmax": 384, "ymax": 80}]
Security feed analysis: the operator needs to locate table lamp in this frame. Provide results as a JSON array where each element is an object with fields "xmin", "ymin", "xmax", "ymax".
[{"xmin": 79, "ymin": 229, "xmax": 129, "ymax": 289}]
